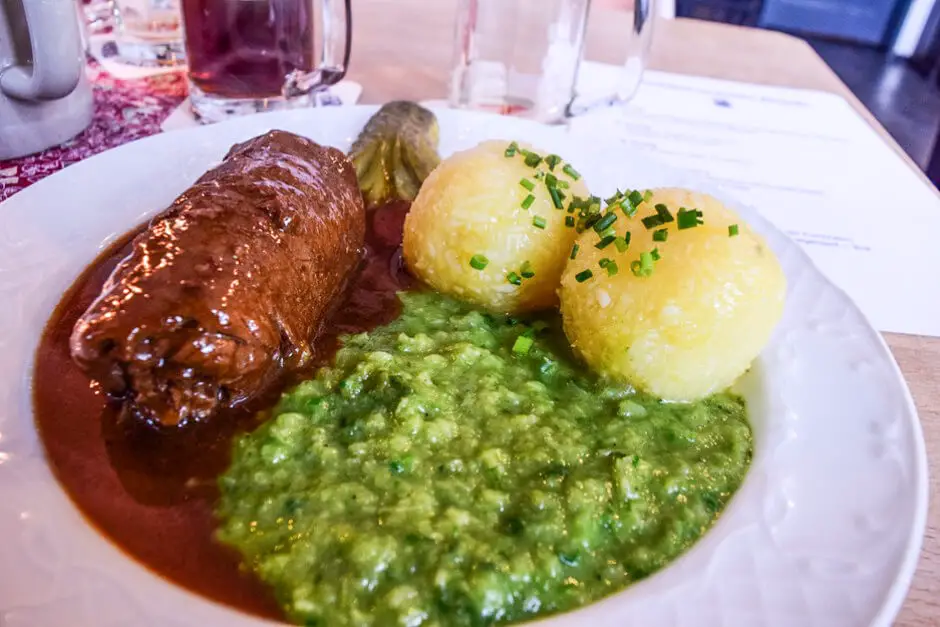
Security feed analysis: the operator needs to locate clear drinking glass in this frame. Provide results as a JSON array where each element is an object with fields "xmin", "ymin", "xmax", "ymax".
[
  {"xmin": 112, "ymin": 0, "xmax": 186, "ymax": 66},
  {"xmin": 180, "ymin": 0, "xmax": 352, "ymax": 124},
  {"xmin": 450, "ymin": 0, "xmax": 655, "ymax": 124}
]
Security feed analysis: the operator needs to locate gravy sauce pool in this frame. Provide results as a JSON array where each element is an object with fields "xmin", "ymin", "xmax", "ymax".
[{"xmin": 32, "ymin": 201, "xmax": 413, "ymax": 620}]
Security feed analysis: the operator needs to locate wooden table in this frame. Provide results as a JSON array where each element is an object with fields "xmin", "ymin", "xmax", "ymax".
[{"xmin": 349, "ymin": 4, "xmax": 939, "ymax": 625}]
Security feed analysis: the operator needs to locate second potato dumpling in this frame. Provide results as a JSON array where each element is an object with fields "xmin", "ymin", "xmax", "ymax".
[
  {"xmin": 403, "ymin": 140, "xmax": 590, "ymax": 313},
  {"xmin": 560, "ymin": 188, "xmax": 786, "ymax": 402}
]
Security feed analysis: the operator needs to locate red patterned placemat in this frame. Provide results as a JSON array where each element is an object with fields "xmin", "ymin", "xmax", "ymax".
[{"xmin": 0, "ymin": 62, "xmax": 186, "ymax": 202}]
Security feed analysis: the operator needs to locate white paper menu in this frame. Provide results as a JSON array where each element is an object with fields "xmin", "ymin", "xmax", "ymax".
[{"xmin": 569, "ymin": 63, "xmax": 940, "ymax": 337}]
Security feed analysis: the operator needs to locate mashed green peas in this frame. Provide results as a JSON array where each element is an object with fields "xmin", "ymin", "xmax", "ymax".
[{"xmin": 216, "ymin": 292, "xmax": 752, "ymax": 626}]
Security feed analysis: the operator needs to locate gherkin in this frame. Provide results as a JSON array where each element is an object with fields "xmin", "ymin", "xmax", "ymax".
[{"xmin": 348, "ymin": 101, "xmax": 441, "ymax": 209}]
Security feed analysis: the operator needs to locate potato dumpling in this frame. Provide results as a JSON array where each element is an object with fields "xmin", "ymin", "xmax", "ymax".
[
  {"xmin": 559, "ymin": 188, "xmax": 785, "ymax": 401},
  {"xmin": 403, "ymin": 139, "xmax": 590, "ymax": 313}
]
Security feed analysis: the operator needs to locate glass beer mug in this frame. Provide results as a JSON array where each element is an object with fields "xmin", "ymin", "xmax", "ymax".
[{"xmin": 180, "ymin": 0, "xmax": 352, "ymax": 123}]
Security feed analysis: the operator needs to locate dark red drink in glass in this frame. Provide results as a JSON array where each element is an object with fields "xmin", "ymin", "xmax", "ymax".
[{"xmin": 180, "ymin": 0, "xmax": 351, "ymax": 122}]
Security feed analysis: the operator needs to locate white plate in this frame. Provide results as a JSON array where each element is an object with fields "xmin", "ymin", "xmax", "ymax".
[{"xmin": 0, "ymin": 107, "xmax": 928, "ymax": 627}]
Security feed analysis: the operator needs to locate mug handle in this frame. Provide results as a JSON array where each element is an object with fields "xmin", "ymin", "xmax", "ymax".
[
  {"xmin": 0, "ymin": 0, "xmax": 83, "ymax": 101},
  {"xmin": 282, "ymin": 0, "xmax": 353, "ymax": 98},
  {"xmin": 566, "ymin": 0, "xmax": 656, "ymax": 117}
]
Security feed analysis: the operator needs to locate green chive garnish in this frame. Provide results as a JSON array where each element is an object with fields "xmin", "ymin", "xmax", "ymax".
[
  {"xmin": 533, "ymin": 216, "xmax": 547, "ymax": 229},
  {"xmin": 599, "ymin": 258, "xmax": 611, "ymax": 268},
  {"xmin": 621, "ymin": 199, "xmax": 638, "ymax": 217},
  {"xmin": 545, "ymin": 155, "xmax": 561, "ymax": 170},
  {"xmin": 545, "ymin": 173, "xmax": 558, "ymax": 188},
  {"xmin": 524, "ymin": 152, "xmax": 542, "ymax": 167},
  {"xmin": 512, "ymin": 335, "xmax": 534, "ymax": 355},
  {"xmin": 570, "ymin": 243, "xmax": 580, "ymax": 260},
  {"xmin": 505, "ymin": 142, "xmax": 519, "ymax": 157},
  {"xmin": 654, "ymin": 203, "xmax": 674, "ymax": 223},
  {"xmin": 565, "ymin": 216, "xmax": 575, "ymax": 227},
  {"xmin": 606, "ymin": 260, "xmax": 620, "ymax": 276},
  {"xmin": 651, "ymin": 247, "xmax": 661, "ymax": 261},
  {"xmin": 520, "ymin": 178, "xmax": 535, "ymax": 191},
  {"xmin": 643, "ymin": 190, "xmax": 653, "ymax": 202},
  {"xmin": 653, "ymin": 228, "xmax": 668, "ymax": 242},
  {"xmin": 641, "ymin": 214, "xmax": 664, "ymax": 229},
  {"xmin": 507, "ymin": 272, "xmax": 522, "ymax": 285},
  {"xmin": 549, "ymin": 186, "xmax": 564, "ymax": 209},
  {"xmin": 583, "ymin": 214, "xmax": 601, "ymax": 230},
  {"xmin": 596, "ymin": 235, "xmax": 616, "ymax": 249},
  {"xmin": 575, "ymin": 269, "xmax": 593, "ymax": 283},
  {"xmin": 557, "ymin": 180, "xmax": 570, "ymax": 189},
  {"xmin": 640, "ymin": 251, "xmax": 654, "ymax": 273},
  {"xmin": 593, "ymin": 212, "xmax": 618, "ymax": 233},
  {"xmin": 729, "ymin": 224, "xmax": 739, "ymax": 236},
  {"xmin": 470, "ymin": 254, "xmax": 489, "ymax": 270},
  {"xmin": 562, "ymin": 164, "xmax": 581, "ymax": 180},
  {"xmin": 614, "ymin": 236, "xmax": 629, "ymax": 253},
  {"xmin": 628, "ymin": 190, "xmax": 644, "ymax": 207},
  {"xmin": 677, "ymin": 207, "xmax": 704, "ymax": 229},
  {"xmin": 520, "ymin": 261, "xmax": 535, "ymax": 278},
  {"xmin": 521, "ymin": 194, "xmax": 535, "ymax": 210},
  {"xmin": 599, "ymin": 226, "xmax": 616, "ymax": 239}
]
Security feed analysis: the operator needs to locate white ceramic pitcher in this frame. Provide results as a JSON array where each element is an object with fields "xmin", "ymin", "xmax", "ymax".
[{"xmin": 0, "ymin": 0, "xmax": 93, "ymax": 159}]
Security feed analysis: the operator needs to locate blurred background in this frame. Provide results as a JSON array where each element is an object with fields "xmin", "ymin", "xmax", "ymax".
[{"xmin": 674, "ymin": 0, "xmax": 940, "ymax": 173}]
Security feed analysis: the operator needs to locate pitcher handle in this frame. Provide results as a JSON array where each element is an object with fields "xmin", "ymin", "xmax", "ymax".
[
  {"xmin": 567, "ymin": 0, "xmax": 656, "ymax": 117},
  {"xmin": 0, "ymin": 0, "xmax": 83, "ymax": 101},
  {"xmin": 283, "ymin": 0, "xmax": 353, "ymax": 98}
]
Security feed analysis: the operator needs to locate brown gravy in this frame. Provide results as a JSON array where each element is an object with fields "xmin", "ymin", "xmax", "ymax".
[{"xmin": 32, "ymin": 201, "xmax": 413, "ymax": 620}]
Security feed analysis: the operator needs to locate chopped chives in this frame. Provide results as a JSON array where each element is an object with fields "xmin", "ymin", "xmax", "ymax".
[
  {"xmin": 653, "ymin": 228, "xmax": 668, "ymax": 242},
  {"xmin": 595, "ymin": 235, "xmax": 616, "ymax": 249},
  {"xmin": 570, "ymin": 243, "xmax": 580, "ymax": 260},
  {"xmin": 599, "ymin": 226, "xmax": 616, "ymax": 239},
  {"xmin": 614, "ymin": 235, "xmax": 629, "ymax": 253},
  {"xmin": 621, "ymin": 199, "xmax": 638, "ymax": 217},
  {"xmin": 545, "ymin": 173, "xmax": 558, "ymax": 188},
  {"xmin": 641, "ymin": 214, "xmax": 664, "ymax": 229},
  {"xmin": 512, "ymin": 334, "xmax": 534, "ymax": 355},
  {"xmin": 565, "ymin": 216, "xmax": 575, "ymax": 227},
  {"xmin": 677, "ymin": 207, "xmax": 704, "ymax": 230},
  {"xmin": 583, "ymin": 214, "xmax": 601, "ymax": 230},
  {"xmin": 628, "ymin": 190, "xmax": 644, "ymax": 207},
  {"xmin": 599, "ymin": 258, "xmax": 611, "ymax": 268},
  {"xmin": 643, "ymin": 190, "xmax": 653, "ymax": 202},
  {"xmin": 534, "ymin": 170, "xmax": 545, "ymax": 180},
  {"xmin": 575, "ymin": 269, "xmax": 593, "ymax": 283},
  {"xmin": 651, "ymin": 247, "xmax": 661, "ymax": 261},
  {"xmin": 505, "ymin": 142, "xmax": 519, "ymax": 157},
  {"xmin": 545, "ymin": 154, "xmax": 561, "ymax": 170},
  {"xmin": 654, "ymin": 203, "xmax": 674, "ymax": 223},
  {"xmin": 520, "ymin": 260, "xmax": 535, "ymax": 278},
  {"xmin": 470, "ymin": 254, "xmax": 489, "ymax": 270},
  {"xmin": 557, "ymin": 180, "xmax": 570, "ymax": 189},
  {"xmin": 631, "ymin": 252, "xmax": 654, "ymax": 277},
  {"xmin": 605, "ymin": 260, "xmax": 620, "ymax": 276},
  {"xmin": 729, "ymin": 224, "xmax": 740, "ymax": 237},
  {"xmin": 507, "ymin": 271, "xmax": 522, "ymax": 285},
  {"xmin": 562, "ymin": 164, "xmax": 581, "ymax": 180},
  {"xmin": 520, "ymin": 178, "xmax": 535, "ymax": 191},
  {"xmin": 549, "ymin": 186, "xmax": 564, "ymax": 209},
  {"xmin": 521, "ymin": 194, "xmax": 535, "ymax": 210},
  {"xmin": 593, "ymin": 212, "xmax": 618, "ymax": 233},
  {"xmin": 524, "ymin": 152, "xmax": 542, "ymax": 167},
  {"xmin": 533, "ymin": 216, "xmax": 547, "ymax": 229},
  {"xmin": 605, "ymin": 190, "xmax": 623, "ymax": 206}
]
